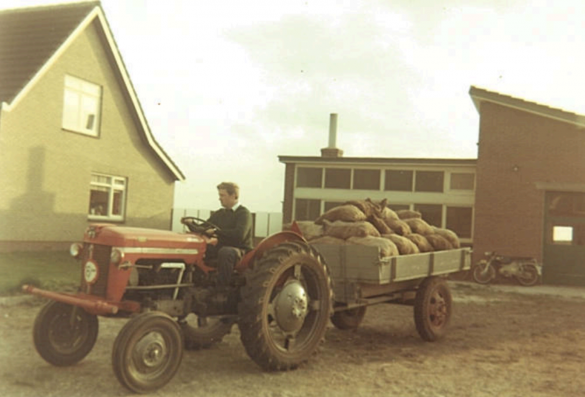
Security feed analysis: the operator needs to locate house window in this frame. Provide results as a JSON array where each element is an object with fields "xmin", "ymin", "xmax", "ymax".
[
  {"xmin": 415, "ymin": 171, "xmax": 444, "ymax": 192},
  {"xmin": 89, "ymin": 173, "xmax": 126, "ymax": 220},
  {"xmin": 385, "ymin": 170, "xmax": 413, "ymax": 191},
  {"xmin": 353, "ymin": 169, "xmax": 380, "ymax": 190},
  {"xmin": 297, "ymin": 167, "xmax": 322, "ymax": 188},
  {"xmin": 62, "ymin": 75, "xmax": 102, "ymax": 136},
  {"xmin": 414, "ymin": 204, "xmax": 442, "ymax": 227},
  {"xmin": 294, "ymin": 199, "xmax": 320, "ymax": 221},
  {"xmin": 446, "ymin": 206, "xmax": 473, "ymax": 238},
  {"xmin": 450, "ymin": 173, "xmax": 475, "ymax": 190},
  {"xmin": 324, "ymin": 168, "xmax": 351, "ymax": 189}
]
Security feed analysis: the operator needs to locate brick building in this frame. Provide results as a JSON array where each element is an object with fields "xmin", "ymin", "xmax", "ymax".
[{"xmin": 471, "ymin": 86, "xmax": 585, "ymax": 285}]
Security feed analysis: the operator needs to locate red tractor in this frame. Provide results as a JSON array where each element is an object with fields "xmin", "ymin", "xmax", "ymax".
[{"xmin": 24, "ymin": 218, "xmax": 333, "ymax": 393}]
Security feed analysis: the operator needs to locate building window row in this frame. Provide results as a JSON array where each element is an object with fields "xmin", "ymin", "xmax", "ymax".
[
  {"xmin": 294, "ymin": 199, "xmax": 473, "ymax": 239},
  {"xmin": 296, "ymin": 167, "xmax": 475, "ymax": 193}
]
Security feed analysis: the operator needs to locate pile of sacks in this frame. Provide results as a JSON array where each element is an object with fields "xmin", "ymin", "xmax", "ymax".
[{"xmin": 289, "ymin": 199, "xmax": 460, "ymax": 258}]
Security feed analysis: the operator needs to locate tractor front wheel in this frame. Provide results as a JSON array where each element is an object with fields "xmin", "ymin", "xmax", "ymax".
[
  {"xmin": 33, "ymin": 301, "xmax": 98, "ymax": 366},
  {"xmin": 112, "ymin": 312, "xmax": 183, "ymax": 394},
  {"xmin": 238, "ymin": 241, "xmax": 333, "ymax": 371}
]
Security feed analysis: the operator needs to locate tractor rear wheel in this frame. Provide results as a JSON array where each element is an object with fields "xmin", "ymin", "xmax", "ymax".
[
  {"xmin": 238, "ymin": 241, "xmax": 333, "ymax": 371},
  {"xmin": 33, "ymin": 301, "xmax": 98, "ymax": 366},
  {"xmin": 112, "ymin": 312, "xmax": 183, "ymax": 394}
]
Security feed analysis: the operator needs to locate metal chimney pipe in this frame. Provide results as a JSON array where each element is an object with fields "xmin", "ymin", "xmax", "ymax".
[{"xmin": 328, "ymin": 113, "xmax": 338, "ymax": 148}]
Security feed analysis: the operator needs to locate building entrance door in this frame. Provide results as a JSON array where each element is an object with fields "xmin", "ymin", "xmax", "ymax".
[{"xmin": 543, "ymin": 191, "xmax": 585, "ymax": 285}]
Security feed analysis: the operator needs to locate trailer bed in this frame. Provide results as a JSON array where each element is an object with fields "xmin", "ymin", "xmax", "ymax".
[{"xmin": 312, "ymin": 244, "xmax": 471, "ymax": 304}]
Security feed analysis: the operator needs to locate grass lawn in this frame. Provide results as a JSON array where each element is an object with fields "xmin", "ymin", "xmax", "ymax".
[{"xmin": 0, "ymin": 251, "xmax": 80, "ymax": 295}]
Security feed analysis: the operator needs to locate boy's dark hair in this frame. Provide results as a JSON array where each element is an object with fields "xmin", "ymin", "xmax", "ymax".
[{"xmin": 217, "ymin": 182, "xmax": 239, "ymax": 199}]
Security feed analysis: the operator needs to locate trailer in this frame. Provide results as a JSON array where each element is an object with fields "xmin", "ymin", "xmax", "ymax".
[{"xmin": 311, "ymin": 243, "xmax": 472, "ymax": 340}]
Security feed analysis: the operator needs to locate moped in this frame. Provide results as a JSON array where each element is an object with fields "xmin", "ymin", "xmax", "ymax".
[{"xmin": 472, "ymin": 251, "xmax": 541, "ymax": 286}]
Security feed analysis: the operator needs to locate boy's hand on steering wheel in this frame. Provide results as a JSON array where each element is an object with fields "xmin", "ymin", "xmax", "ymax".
[{"xmin": 204, "ymin": 228, "xmax": 217, "ymax": 237}]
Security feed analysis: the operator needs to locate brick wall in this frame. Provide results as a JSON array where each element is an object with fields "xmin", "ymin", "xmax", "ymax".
[{"xmin": 473, "ymin": 101, "xmax": 585, "ymax": 263}]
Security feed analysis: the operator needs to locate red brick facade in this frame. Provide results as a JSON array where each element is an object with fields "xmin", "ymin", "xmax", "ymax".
[{"xmin": 473, "ymin": 101, "xmax": 585, "ymax": 264}]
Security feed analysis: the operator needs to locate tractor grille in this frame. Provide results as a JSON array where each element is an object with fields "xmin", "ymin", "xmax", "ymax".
[{"xmin": 81, "ymin": 243, "xmax": 111, "ymax": 298}]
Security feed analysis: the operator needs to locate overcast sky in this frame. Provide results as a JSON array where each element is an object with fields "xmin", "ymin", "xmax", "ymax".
[{"xmin": 3, "ymin": 0, "xmax": 585, "ymax": 212}]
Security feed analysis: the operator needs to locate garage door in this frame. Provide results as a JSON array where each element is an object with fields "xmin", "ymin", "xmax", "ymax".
[{"xmin": 543, "ymin": 191, "xmax": 585, "ymax": 286}]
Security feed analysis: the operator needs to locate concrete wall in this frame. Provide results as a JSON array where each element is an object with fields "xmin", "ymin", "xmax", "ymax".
[{"xmin": 0, "ymin": 20, "xmax": 176, "ymax": 251}]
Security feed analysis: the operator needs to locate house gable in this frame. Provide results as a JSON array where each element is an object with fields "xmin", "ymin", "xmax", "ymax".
[{"xmin": 0, "ymin": 1, "xmax": 184, "ymax": 181}]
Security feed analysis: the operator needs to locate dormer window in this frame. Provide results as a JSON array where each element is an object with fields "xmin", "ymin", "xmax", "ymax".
[{"xmin": 62, "ymin": 75, "xmax": 102, "ymax": 136}]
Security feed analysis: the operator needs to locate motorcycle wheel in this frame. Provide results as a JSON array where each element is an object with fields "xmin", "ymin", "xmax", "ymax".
[
  {"xmin": 472, "ymin": 264, "xmax": 495, "ymax": 284},
  {"xmin": 515, "ymin": 265, "xmax": 540, "ymax": 287}
]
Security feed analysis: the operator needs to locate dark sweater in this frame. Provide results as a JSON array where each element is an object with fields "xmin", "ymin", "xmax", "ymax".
[{"xmin": 207, "ymin": 205, "xmax": 254, "ymax": 252}]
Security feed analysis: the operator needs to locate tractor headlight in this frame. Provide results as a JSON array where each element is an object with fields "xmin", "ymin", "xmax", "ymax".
[
  {"xmin": 110, "ymin": 248, "xmax": 124, "ymax": 265},
  {"xmin": 70, "ymin": 243, "xmax": 83, "ymax": 258}
]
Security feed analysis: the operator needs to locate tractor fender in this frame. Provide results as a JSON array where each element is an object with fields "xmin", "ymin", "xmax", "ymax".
[{"xmin": 235, "ymin": 230, "xmax": 307, "ymax": 273}]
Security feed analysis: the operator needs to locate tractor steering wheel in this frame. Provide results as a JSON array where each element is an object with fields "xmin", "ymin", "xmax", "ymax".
[{"xmin": 180, "ymin": 216, "xmax": 220, "ymax": 234}]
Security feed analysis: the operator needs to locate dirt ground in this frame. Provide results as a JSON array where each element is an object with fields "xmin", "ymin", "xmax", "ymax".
[{"xmin": 1, "ymin": 281, "xmax": 584, "ymax": 397}]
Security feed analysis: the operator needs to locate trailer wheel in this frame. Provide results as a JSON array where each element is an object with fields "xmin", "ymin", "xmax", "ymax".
[
  {"xmin": 414, "ymin": 277, "xmax": 452, "ymax": 342},
  {"xmin": 33, "ymin": 301, "xmax": 98, "ymax": 366},
  {"xmin": 112, "ymin": 312, "xmax": 183, "ymax": 394},
  {"xmin": 331, "ymin": 306, "xmax": 366, "ymax": 330},
  {"xmin": 238, "ymin": 241, "xmax": 333, "ymax": 371},
  {"xmin": 179, "ymin": 314, "xmax": 233, "ymax": 349}
]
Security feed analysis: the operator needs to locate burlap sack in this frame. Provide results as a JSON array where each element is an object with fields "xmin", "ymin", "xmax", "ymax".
[
  {"xmin": 380, "ymin": 206, "xmax": 399, "ymax": 221},
  {"xmin": 309, "ymin": 236, "xmax": 347, "ymax": 245},
  {"xmin": 396, "ymin": 209, "xmax": 422, "ymax": 220},
  {"xmin": 384, "ymin": 218, "xmax": 412, "ymax": 236},
  {"xmin": 324, "ymin": 220, "xmax": 381, "ymax": 240},
  {"xmin": 347, "ymin": 236, "xmax": 399, "ymax": 258},
  {"xmin": 384, "ymin": 234, "xmax": 420, "ymax": 255},
  {"xmin": 315, "ymin": 204, "xmax": 366, "ymax": 224},
  {"xmin": 368, "ymin": 215, "xmax": 392, "ymax": 235},
  {"xmin": 403, "ymin": 218, "xmax": 434, "ymax": 235},
  {"xmin": 284, "ymin": 221, "xmax": 324, "ymax": 241},
  {"xmin": 405, "ymin": 233, "xmax": 434, "ymax": 253},
  {"xmin": 432, "ymin": 227, "xmax": 461, "ymax": 248},
  {"xmin": 344, "ymin": 198, "xmax": 387, "ymax": 218},
  {"xmin": 426, "ymin": 233, "xmax": 453, "ymax": 251}
]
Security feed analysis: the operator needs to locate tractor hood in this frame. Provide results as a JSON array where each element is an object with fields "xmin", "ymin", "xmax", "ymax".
[{"xmin": 83, "ymin": 224, "xmax": 205, "ymax": 249}]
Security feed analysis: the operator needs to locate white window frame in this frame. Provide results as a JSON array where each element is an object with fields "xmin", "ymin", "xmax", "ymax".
[
  {"xmin": 62, "ymin": 75, "xmax": 102, "ymax": 136},
  {"xmin": 88, "ymin": 173, "xmax": 127, "ymax": 221}
]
